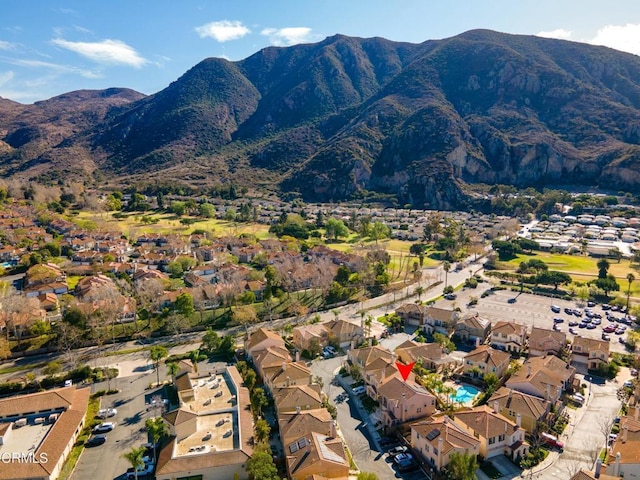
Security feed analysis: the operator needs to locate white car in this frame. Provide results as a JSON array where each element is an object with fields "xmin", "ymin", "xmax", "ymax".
[
  {"xmin": 93, "ymin": 422, "xmax": 116, "ymax": 433},
  {"xmin": 126, "ymin": 462, "xmax": 154, "ymax": 479},
  {"xmin": 97, "ymin": 408, "xmax": 117, "ymax": 418},
  {"xmin": 352, "ymin": 385, "xmax": 366, "ymax": 395}
]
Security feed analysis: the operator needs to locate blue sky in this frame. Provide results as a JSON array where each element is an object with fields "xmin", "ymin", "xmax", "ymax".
[{"xmin": 1, "ymin": 0, "xmax": 639, "ymax": 103}]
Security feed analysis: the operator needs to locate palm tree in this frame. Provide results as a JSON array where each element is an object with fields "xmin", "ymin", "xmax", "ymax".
[
  {"xmin": 627, "ymin": 273, "xmax": 635, "ymax": 313},
  {"xmin": 189, "ymin": 349, "xmax": 200, "ymax": 374},
  {"xmin": 415, "ymin": 286, "xmax": 424, "ymax": 301},
  {"xmin": 149, "ymin": 345, "xmax": 168, "ymax": 387},
  {"xmin": 123, "ymin": 446, "xmax": 146, "ymax": 480},
  {"xmin": 167, "ymin": 361, "xmax": 179, "ymax": 384},
  {"xmin": 145, "ymin": 417, "xmax": 168, "ymax": 463},
  {"xmin": 443, "ymin": 261, "xmax": 451, "ymax": 286}
]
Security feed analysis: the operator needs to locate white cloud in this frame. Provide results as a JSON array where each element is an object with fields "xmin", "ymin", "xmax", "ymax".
[
  {"xmin": 261, "ymin": 27, "xmax": 313, "ymax": 46},
  {"xmin": 195, "ymin": 20, "xmax": 250, "ymax": 42},
  {"xmin": 0, "ymin": 40, "xmax": 15, "ymax": 50},
  {"xmin": 536, "ymin": 29, "xmax": 573, "ymax": 40},
  {"xmin": 51, "ymin": 38, "xmax": 147, "ymax": 68},
  {"xmin": 589, "ymin": 24, "xmax": 640, "ymax": 55},
  {"xmin": 9, "ymin": 58, "xmax": 103, "ymax": 79},
  {"xmin": 0, "ymin": 70, "xmax": 15, "ymax": 86}
]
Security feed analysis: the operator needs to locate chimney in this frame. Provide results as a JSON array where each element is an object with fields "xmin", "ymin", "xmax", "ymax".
[
  {"xmin": 475, "ymin": 337, "xmax": 480, "ymax": 348},
  {"xmin": 527, "ymin": 365, "xmax": 532, "ymax": 377},
  {"xmin": 391, "ymin": 353, "xmax": 396, "ymax": 364},
  {"xmin": 623, "ymin": 425, "xmax": 628, "ymax": 443},
  {"xmin": 493, "ymin": 401, "xmax": 500, "ymax": 414},
  {"xmin": 295, "ymin": 350, "xmax": 300, "ymax": 362},
  {"xmin": 595, "ymin": 458, "xmax": 602, "ymax": 478},
  {"xmin": 296, "ymin": 406, "xmax": 301, "ymax": 414},
  {"xmin": 282, "ymin": 362, "xmax": 287, "ymax": 371},
  {"xmin": 516, "ymin": 413, "xmax": 522, "ymax": 427},
  {"xmin": 613, "ymin": 452, "xmax": 621, "ymax": 477},
  {"xmin": 330, "ymin": 420, "xmax": 337, "ymax": 438},
  {"xmin": 307, "ymin": 438, "xmax": 312, "ymax": 453},
  {"xmin": 545, "ymin": 384, "xmax": 552, "ymax": 401}
]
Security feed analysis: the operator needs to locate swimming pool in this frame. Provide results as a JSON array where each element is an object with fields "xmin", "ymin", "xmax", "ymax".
[{"xmin": 450, "ymin": 385, "xmax": 480, "ymax": 403}]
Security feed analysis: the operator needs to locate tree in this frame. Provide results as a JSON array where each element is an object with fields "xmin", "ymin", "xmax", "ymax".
[
  {"xmin": 369, "ymin": 221, "xmax": 390, "ymax": 244},
  {"xmin": 357, "ymin": 474, "xmax": 379, "ymax": 480},
  {"xmin": 246, "ymin": 442, "xmax": 280, "ymax": 480},
  {"xmin": 189, "ymin": 349, "xmax": 200, "ymax": 374},
  {"xmin": 122, "ymin": 446, "xmax": 146, "ymax": 480},
  {"xmin": 149, "ymin": 345, "xmax": 168, "ymax": 386},
  {"xmin": 198, "ymin": 202, "xmax": 216, "ymax": 218},
  {"xmin": 170, "ymin": 201, "xmax": 187, "ymax": 217},
  {"xmin": 627, "ymin": 273, "xmax": 635, "ymax": 312},
  {"xmin": 483, "ymin": 372, "xmax": 499, "ymax": 394},
  {"xmin": 0, "ymin": 336, "xmax": 10, "ymax": 360},
  {"xmin": 433, "ymin": 332, "xmax": 455, "ymax": 352},
  {"xmin": 144, "ymin": 417, "xmax": 168, "ymax": 462},
  {"xmin": 444, "ymin": 451, "xmax": 478, "ymax": 480},
  {"xmin": 415, "ymin": 286, "xmax": 424, "ymax": 300},
  {"xmin": 234, "ymin": 305, "xmax": 258, "ymax": 332},
  {"xmin": 42, "ymin": 360, "xmax": 63, "ymax": 377},
  {"xmin": 167, "ymin": 361, "xmax": 179, "ymax": 384},
  {"xmin": 598, "ymin": 258, "xmax": 610, "ymax": 279},
  {"xmin": 324, "ymin": 217, "xmax": 349, "ymax": 240},
  {"xmin": 350, "ymin": 363, "xmax": 363, "ymax": 383},
  {"xmin": 175, "ymin": 292, "xmax": 195, "ymax": 316},
  {"xmin": 443, "ymin": 261, "xmax": 451, "ymax": 287},
  {"xmin": 594, "ymin": 275, "xmax": 620, "ymax": 297},
  {"xmin": 251, "ymin": 387, "xmax": 269, "ymax": 418},
  {"xmin": 255, "ymin": 418, "xmax": 270, "ymax": 443},
  {"xmin": 536, "ymin": 271, "xmax": 572, "ymax": 291}
]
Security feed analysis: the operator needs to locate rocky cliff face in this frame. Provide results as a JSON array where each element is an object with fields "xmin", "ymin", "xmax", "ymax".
[{"xmin": 2, "ymin": 30, "xmax": 640, "ymax": 207}]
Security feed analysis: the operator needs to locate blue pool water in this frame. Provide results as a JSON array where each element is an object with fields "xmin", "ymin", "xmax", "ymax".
[{"xmin": 450, "ymin": 385, "xmax": 480, "ymax": 403}]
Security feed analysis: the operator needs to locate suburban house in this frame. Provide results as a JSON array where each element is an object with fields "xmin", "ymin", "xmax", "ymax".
[
  {"xmin": 285, "ymin": 431, "xmax": 350, "ymax": 480},
  {"xmin": 490, "ymin": 321, "xmax": 528, "ymax": 353},
  {"xmin": 325, "ymin": 319, "xmax": 363, "ymax": 348},
  {"xmin": 463, "ymin": 345, "xmax": 511, "ymax": 379},
  {"xmin": 244, "ymin": 327, "xmax": 286, "ymax": 360},
  {"xmin": 292, "ymin": 323, "xmax": 329, "ymax": 352},
  {"xmin": 396, "ymin": 303, "xmax": 427, "ymax": 326},
  {"xmin": 454, "ymin": 313, "xmax": 492, "ymax": 346},
  {"xmin": 571, "ymin": 336, "xmax": 610, "ymax": 371},
  {"xmin": 278, "ymin": 409, "xmax": 335, "ymax": 447},
  {"xmin": 394, "ymin": 339, "xmax": 456, "ymax": 372},
  {"xmin": 252, "ymin": 345, "xmax": 293, "ymax": 379},
  {"xmin": 264, "ymin": 362, "xmax": 313, "ymax": 391},
  {"xmin": 422, "ymin": 307, "xmax": 460, "ymax": 336},
  {"xmin": 607, "ymin": 414, "xmax": 640, "ymax": 479},
  {"xmin": 348, "ymin": 345, "xmax": 393, "ymax": 371},
  {"xmin": 506, "ymin": 355, "xmax": 576, "ymax": 404},
  {"xmin": 272, "ymin": 384, "xmax": 324, "ymax": 414},
  {"xmin": 570, "ymin": 467, "xmax": 621, "ymax": 480},
  {"xmin": 363, "ymin": 357, "xmax": 401, "ymax": 398},
  {"xmin": 375, "ymin": 375, "xmax": 437, "ymax": 427},
  {"xmin": 453, "ymin": 405, "xmax": 529, "ymax": 460},
  {"xmin": 411, "ymin": 415, "xmax": 480, "ymax": 472},
  {"xmin": 488, "ymin": 387, "xmax": 552, "ymax": 434},
  {"xmin": 528, "ymin": 327, "xmax": 567, "ymax": 357}
]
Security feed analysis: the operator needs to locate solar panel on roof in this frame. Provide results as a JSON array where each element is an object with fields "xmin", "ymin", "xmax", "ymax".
[
  {"xmin": 426, "ymin": 428, "xmax": 440, "ymax": 441},
  {"xmin": 290, "ymin": 442, "xmax": 299, "ymax": 453},
  {"xmin": 298, "ymin": 438, "xmax": 308, "ymax": 449}
]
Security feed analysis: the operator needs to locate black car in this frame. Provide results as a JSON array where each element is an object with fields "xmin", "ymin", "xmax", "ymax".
[
  {"xmin": 587, "ymin": 301, "xmax": 596, "ymax": 307},
  {"xmin": 444, "ymin": 293, "xmax": 457, "ymax": 300},
  {"xmin": 86, "ymin": 434, "xmax": 107, "ymax": 447},
  {"xmin": 564, "ymin": 307, "xmax": 573, "ymax": 315}
]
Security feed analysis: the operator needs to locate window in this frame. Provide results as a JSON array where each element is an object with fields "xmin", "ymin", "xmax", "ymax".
[
  {"xmin": 417, "ymin": 408, "xmax": 422, "ymax": 413},
  {"xmin": 425, "ymin": 444, "xmax": 429, "ymax": 453},
  {"xmin": 502, "ymin": 333, "xmax": 507, "ymax": 338},
  {"xmin": 489, "ymin": 437, "xmax": 496, "ymax": 445},
  {"xmin": 499, "ymin": 434, "xmax": 505, "ymax": 442},
  {"xmin": 433, "ymin": 447, "xmax": 438, "ymax": 455}
]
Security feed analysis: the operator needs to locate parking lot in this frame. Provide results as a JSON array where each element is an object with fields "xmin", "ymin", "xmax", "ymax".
[{"xmin": 437, "ymin": 288, "xmax": 634, "ymax": 353}]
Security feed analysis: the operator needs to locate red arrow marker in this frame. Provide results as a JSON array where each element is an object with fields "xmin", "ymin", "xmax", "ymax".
[{"xmin": 395, "ymin": 361, "xmax": 415, "ymax": 381}]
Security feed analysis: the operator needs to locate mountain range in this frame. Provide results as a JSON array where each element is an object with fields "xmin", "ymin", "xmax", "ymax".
[{"xmin": 2, "ymin": 29, "xmax": 640, "ymax": 209}]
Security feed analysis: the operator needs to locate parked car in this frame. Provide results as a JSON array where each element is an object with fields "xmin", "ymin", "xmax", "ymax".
[
  {"xmin": 85, "ymin": 434, "xmax": 107, "ymax": 447},
  {"xmin": 541, "ymin": 432, "xmax": 564, "ymax": 450},
  {"xmin": 568, "ymin": 320, "xmax": 578, "ymax": 327},
  {"xmin": 444, "ymin": 293, "xmax": 457, "ymax": 300},
  {"xmin": 569, "ymin": 327, "xmax": 577, "ymax": 335},
  {"xmin": 97, "ymin": 408, "xmax": 117, "ymax": 418},
  {"xmin": 352, "ymin": 385, "xmax": 366, "ymax": 395},
  {"xmin": 126, "ymin": 462, "xmax": 154, "ymax": 479},
  {"xmin": 551, "ymin": 305, "xmax": 561, "ymax": 313},
  {"xmin": 601, "ymin": 333, "xmax": 610, "ymax": 341},
  {"xmin": 93, "ymin": 422, "xmax": 115, "ymax": 434},
  {"xmin": 587, "ymin": 301, "xmax": 596, "ymax": 307},
  {"xmin": 564, "ymin": 307, "xmax": 574, "ymax": 315},
  {"xmin": 388, "ymin": 445, "xmax": 408, "ymax": 457},
  {"xmin": 393, "ymin": 453, "xmax": 417, "ymax": 471},
  {"xmin": 553, "ymin": 317, "xmax": 564, "ymax": 324}
]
